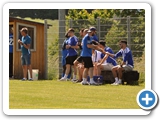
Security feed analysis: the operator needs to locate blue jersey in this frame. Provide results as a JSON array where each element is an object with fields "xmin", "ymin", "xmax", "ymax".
[
  {"xmin": 21, "ymin": 35, "xmax": 31, "ymax": 55},
  {"xmin": 62, "ymin": 38, "xmax": 69, "ymax": 66},
  {"xmin": 91, "ymin": 34, "xmax": 98, "ymax": 42},
  {"xmin": 101, "ymin": 47, "xmax": 117, "ymax": 66},
  {"xmin": 67, "ymin": 36, "xmax": 78, "ymax": 56},
  {"xmin": 9, "ymin": 33, "xmax": 13, "ymax": 53},
  {"xmin": 81, "ymin": 34, "xmax": 92, "ymax": 57},
  {"xmin": 114, "ymin": 47, "xmax": 134, "ymax": 67}
]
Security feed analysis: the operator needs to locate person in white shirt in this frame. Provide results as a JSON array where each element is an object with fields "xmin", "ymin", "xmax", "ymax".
[{"xmin": 92, "ymin": 50, "xmax": 102, "ymax": 76}]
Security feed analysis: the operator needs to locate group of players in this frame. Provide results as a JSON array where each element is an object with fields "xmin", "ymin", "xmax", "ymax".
[{"xmin": 60, "ymin": 27, "xmax": 134, "ymax": 85}]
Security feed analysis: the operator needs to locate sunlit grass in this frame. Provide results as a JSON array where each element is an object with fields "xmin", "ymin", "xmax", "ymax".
[{"xmin": 9, "ymin": 80, "xmax": 144, "ymax": 109}]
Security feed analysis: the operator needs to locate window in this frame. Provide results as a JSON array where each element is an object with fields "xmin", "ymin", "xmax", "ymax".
[{"xmin": 16, "ymin": 22, "xmax": 36, "ymax": 51}]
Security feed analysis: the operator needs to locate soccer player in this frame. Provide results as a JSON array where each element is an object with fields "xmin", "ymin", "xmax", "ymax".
[
  {"xmin": 92, "ymin": 49, "xmax": 102, "ymax": 76},
  {"xmin": 60, "ymin": 28, "xmax": 79, "ymax": 81},
  {"xmin": 97, "ymin": 40, "xmax": 117, "ymax": 75},
  {"xmin": 18, "ymin": 27, "xmax": 33, "ymax": 81},
  {"xmin": 81, "ymin": 27, "xmax": 106, "ymax": 85},
  {"xmin": 61, "ymin": 32, "xmax": 71, "ymax": 79},
  {"xmin": 73, "ymin": 28, "xmax": 88, "ymax": 82},
  {"xmin": 106, "ymin": 40, "xmax": 134, "ymax": 85}
]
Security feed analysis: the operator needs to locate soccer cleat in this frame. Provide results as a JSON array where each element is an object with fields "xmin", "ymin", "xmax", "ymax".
[
  {"xmin": 90, "ymin": 81, "xmax": 98, "ymax": 85},
  {"xmin": 59, "ymin": 77, "xmax": 68, "ymax": 81},
  {"xmin": 81, "ymin": 81, "xmax": 90, "ymax": 85},
  {"xmin": 111, "ymin": 82, "xmax": 118, "ymax": 85},
  {"xmin": 21, "ymin": 78, "xmax": 26, "ymax": 81},
  {"xmin": 117, "ymin": 80, "xmax": 122, "ymax": 85},
  {"xmin": 71, "ymin": 78, "xmax": 77, "ymax": 82},
  {"xmin": 75, "ymin": 80, "xmax": 82, "ymax": 83},
  {"xmin": 28, "ymin": 78, "xmax": 33, "ymax": 81}
]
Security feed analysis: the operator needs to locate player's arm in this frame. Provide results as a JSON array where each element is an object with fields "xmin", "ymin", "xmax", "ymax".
[
  {"xmin": 69, "ymin": 45, "xmax": 79, "ymax": 49},
  {"xmin": 106, "ymin": 50, "xmax": 122, "ymax": 58},
  {"xmin": 23, "ymin": 43, "xmax": 30, "ymax": 49},
  {"xmin": 97, "ymin": 54, "xmax": 109, "ymax": 66},
  {"xmin": 66, "ymin": 44, "xmax": 79, "ymax": 49},
  {"xmin": 87, "ymin": 44, "xmax": 106, "ymax": 54},
  {"xmin": 105, "ymin": 52, "xmax": 115, "ymax": 57},
  {"xmin": 66, "ymin": 37, "xmax": 79, "ymax": 49},
  {"xmin": 18, "ymin": 39, "xmax": 23, "ymax": 45},
  {"xmin": 120, "ymin": 61, "xmax": 126, "ymax": 67}
]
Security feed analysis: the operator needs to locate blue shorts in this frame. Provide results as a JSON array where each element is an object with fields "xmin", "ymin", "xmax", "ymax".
[{"xmin": 21, "ymin": 54, "xmax": 31, "ymax": 65}]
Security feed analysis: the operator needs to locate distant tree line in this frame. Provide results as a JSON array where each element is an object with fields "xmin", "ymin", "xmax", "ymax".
[
  {"xmin": 9, "ymin": 9, "xmax": 144, "ymax": 20},
  {"xmin": 9, "ymin": 9, "xmax": 95, "ymax": 20}
]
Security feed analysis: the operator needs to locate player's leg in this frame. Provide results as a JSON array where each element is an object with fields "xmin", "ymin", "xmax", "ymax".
[
  {"xmin": 21, "ymin": 55, "xmax": 27, "ymax": 81},
  {"xmin": 65, "ymin": 64, "xmax": 71, "ymax": 77},
  {"xmin": 86, "ymin": 57, "xmax": 97, "ymax": 85},
  {"xmin": 111, "ymin": 65, "xmax": 119, "ymax": 85},
  {"xmin": 117, "ymin": 66, "xmax": 125, "ymax": 85},
  {"xmin": 97, "ymin": 64, "xmax": 104, "ymax": 76},
  {"xmin": 77, "ymin": 63, "xmax": 83, "ymax": 82},
  {"xmin": 26, "ymin": 54, "xmax": 33, "ymax": 81},
  {"xmin": 60, "ymin": 56, "xmax": 71, "ymax": 81},
  {"xmin": 79, "ymin": 64, "xmax": 84, "ymax": 82},
  {"xmin": 93, "ymin": 62, "xmax": 98, "ymax": 76},
  {"xmin": 81, "ymin": 57, "xmax": 90, "ymax": 85},
  {"xmin": 71, "ymin": 55, "xmax": 78, "ymax": 81}
]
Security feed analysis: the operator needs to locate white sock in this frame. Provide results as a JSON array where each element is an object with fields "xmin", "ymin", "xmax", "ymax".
[
  {"xmin": 82, "ymin": 78, "xmax": 87, "ymax": 82},
  {"xmin": 115, "ymin": 77, "xmax": 118, "ymax": 83},
  {"xmin": 63, "ymin": 74, "xmax": 68, "ymax": 79},
  {"xmin": 119, "ymin": 79, "xmax": 122, "ymax": 83},
  {"xmin": 90, "ymin": 78, "xmax": 94, "ymax": 83},
  {"xmin": 73, "ymin": 74, "xmax": 76, "ymax": 79},
  {"xmin": 23, "ymin": 78, "xmax": 27, "ymax": 80}
]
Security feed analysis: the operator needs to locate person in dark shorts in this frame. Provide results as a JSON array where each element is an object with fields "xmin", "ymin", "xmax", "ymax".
[
  {"xmin": 18, "ymin": 27, "xmax": 33, "ymax": 81},
  {"xmin": 81, "ymin": 27, "xmax": 106, "ymax": 85},
  {"xmin": 73, "ymin": 28, "xmax": 88, "ymax": 82},
  {"xmin": 59, "ymin": 28, "xmax": 79, "ymax": 81}
]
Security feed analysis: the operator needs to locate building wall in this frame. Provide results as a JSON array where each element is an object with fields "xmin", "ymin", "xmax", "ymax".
[{"xmin": 10, "ymin": 19, "xmax": 45, "ymax": 79}]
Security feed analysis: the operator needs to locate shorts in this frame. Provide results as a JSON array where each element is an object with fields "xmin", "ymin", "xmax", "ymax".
[
  {"xmin": 66, "ymin": 55, "xmax": 77, "ymax": 65},
  {"xmin": 82, "ymin": 57, "xmax": 93, "ymax": 68},
  {"xmin": 76, "ymin": 56, "xmax": 83, "ymax": 63},
  {"xmin": 117, "ymin": 65, "xmax": 133, "ymax": 71},
  {"xmin": 101, "ymin": 63, "xmax": 114, "ymax": 71},
  {"xmin": 21, "ymin": 54, "xmax": 31, "ymax": 65}
]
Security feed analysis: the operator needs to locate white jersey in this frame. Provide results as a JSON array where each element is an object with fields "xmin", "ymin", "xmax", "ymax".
[{"xmin": 92, "ymin": 50, "xmax": 104, "ymax": 63}]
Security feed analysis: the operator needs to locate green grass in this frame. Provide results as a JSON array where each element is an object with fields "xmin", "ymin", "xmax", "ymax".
[{"xmin": 9, "ymin": 80, "xmax": 144, "ymax": 109}]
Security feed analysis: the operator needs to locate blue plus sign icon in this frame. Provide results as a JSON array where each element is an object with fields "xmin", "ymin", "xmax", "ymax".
[{"xmin": 137, "ymin": 89, "xmax": 158, "ymax": 110}]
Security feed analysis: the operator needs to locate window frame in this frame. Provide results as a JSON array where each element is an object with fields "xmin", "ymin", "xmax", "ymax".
[{"xmin": 16, "ymin": 22, "xmax": 37, "ymax": 51}]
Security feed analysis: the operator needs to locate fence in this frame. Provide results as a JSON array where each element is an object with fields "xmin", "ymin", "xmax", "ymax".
[{"xmin": 45, "ymin": 17, "xmax": 145, "ymax": 82}]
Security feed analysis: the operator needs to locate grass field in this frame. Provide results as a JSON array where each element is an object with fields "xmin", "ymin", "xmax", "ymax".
[{"xmin": 9, "ymin": 80, "xmax": 144, "ymax": 109}]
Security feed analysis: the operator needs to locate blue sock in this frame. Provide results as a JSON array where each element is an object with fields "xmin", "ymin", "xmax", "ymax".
[
  {"xmin": 67, "ymin": 74, "xmax": 71, "ymax": 79},
  {"xmin": 62, "ymin": 73, "xmax": 65, "ymax": 77}
]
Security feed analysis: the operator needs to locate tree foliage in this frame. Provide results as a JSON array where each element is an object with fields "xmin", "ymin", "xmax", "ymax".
[{"xmin": 66, "ymin": 9, "xmax": 145, "ymax": 57}]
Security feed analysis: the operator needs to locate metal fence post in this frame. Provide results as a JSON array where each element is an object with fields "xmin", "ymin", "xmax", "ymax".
[
  {"xmin": 127, "ymin": 16, "xmax": 131, "ymax": 49},
  {"xmin": 58, "ymin": 9, "xmax": 66, "ymax": 79},
  {"xmin": 97, "ymin": 18, "xmax": 101, "ymax": 40},
  {"xmin": 44, "ymin": 19, "xmax": 48, "ymax": 80},
  {"xmin": 69, "ymin": 18, "xmax": 72, "ymax": 28}
]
